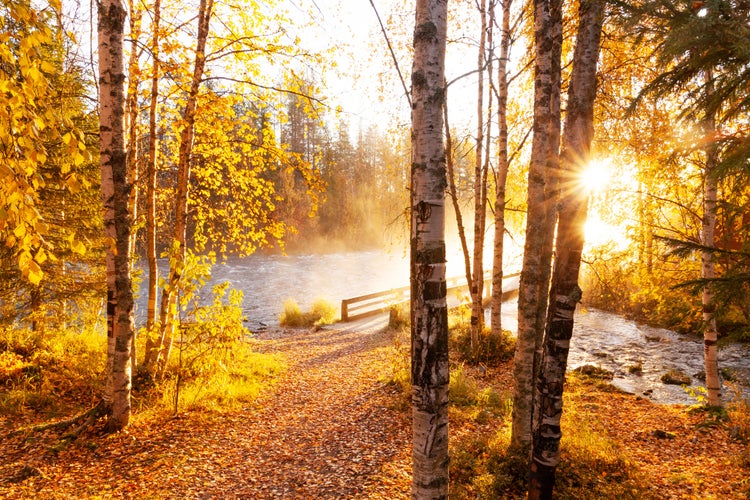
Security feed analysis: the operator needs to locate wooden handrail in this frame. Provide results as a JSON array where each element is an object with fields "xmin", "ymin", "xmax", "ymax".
[{"xmin": 340, "ymin": 272, "xmax": 520, "ymax": 322}]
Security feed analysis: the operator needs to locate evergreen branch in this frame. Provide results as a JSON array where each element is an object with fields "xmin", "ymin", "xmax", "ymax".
[{"xmin": 655, "ymin": 235, "xmax": 750, "ymax": 259}]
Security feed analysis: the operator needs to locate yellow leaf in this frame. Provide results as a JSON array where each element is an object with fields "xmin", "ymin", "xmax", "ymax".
[
  {"xmin": 35, "ymin": 247, "xmax": 47, "ymax": 264},
  {"xmin": 71, "ymin": 238, "xmax": 86, "ymax": 255},
  {"xmin": 26, "ymin": 260, "xmax": 43, "ymax": 285}
]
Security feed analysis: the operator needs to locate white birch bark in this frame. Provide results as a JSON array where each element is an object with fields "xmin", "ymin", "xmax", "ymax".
[
  {"xmin": 98, "ymin": 0, "xmax": 135, "ymax": 431},
  {"xmin": 470, "ymin": 0, "xmax": 488, "ymax": 350},
  {"xmin": 701, "ymin": 78, "xmax": 722, "ymax": 407},
  {"xmin": 125, "ymin": 0, "xmax": 141, "ymax": 373},
  {"xmin": 410, "ymin": 0, "xmax": 449, "ymax": 497},
  {"xmin": 142, "ymin": 0, "xmax": 162, "ymax": 372},
  {"xmin": 152, "ymin": 0, "xmax": 213, "ymax": 377}
]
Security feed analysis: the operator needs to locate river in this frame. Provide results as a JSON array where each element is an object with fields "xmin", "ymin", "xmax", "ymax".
[{"xmin": 135, "ymin": 250, "xmax": 750, "ymax": 405}]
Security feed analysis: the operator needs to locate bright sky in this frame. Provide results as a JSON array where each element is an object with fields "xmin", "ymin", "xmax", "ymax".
[{"xmin": 288, "ymin": 0, "xmax": 415, "ymax": 133}]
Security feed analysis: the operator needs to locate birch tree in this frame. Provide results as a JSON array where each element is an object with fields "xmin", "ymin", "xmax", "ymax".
[
  {"xmin": 511, "ymin": 0, "xmax": 562, "ymax": 453},
  {"xmin": 410, "ymin": 0, "xmax": 449, "ymax": 496},
  {"xmin": 490, "ymin": 0, "xmax": 515, "ymax": 335},
  {"xmin": 145, "ymin": 0, "xmax": 214, "ymax": 377},
  {"xmin": 528, "ymin": 0, "xmax": 604, "ymax": 496},
  {"xmin": 469, "ymin": 0, "xmax": 490, "ymax": 349},
  {"xmin": 98, "ymin": 0, "xmax": 136, "ymax": 431},
  {"xmin": 617, "ymin": 0, "xmax": 750, "ymax": 407},
  {"xmin": 141, "ymin": 0, "xmax": 163, "ymax": 373},
  {"xmin": 701, "ymin": 82, "xmax": 722, "ymax": 406}
]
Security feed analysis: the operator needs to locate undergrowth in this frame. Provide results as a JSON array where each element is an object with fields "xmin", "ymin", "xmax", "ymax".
[
  {"xmin": 449, "ymin": 374, "xmax": 645, "ymax": 499},
  {"xmin": 376, "ymin": 319, "xmax": 649, "ymax": 498},
  {"xmin": 1, "ymin": 283, "xmax": 284, "ymax": 426},
  {"xmin": 0, "ymin": 325, "xmax": 105, "ymax": 417},
  {"xmin": 449, "ymin": 306, "xmax": 516, "ymax": 366}
]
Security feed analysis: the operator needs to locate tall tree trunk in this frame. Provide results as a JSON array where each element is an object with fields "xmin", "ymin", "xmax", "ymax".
[
  {"xmin": 98, "ymin": 0, "xmax": 135, "ymax": 432},
  {"xmin": 528, "ymin": 1, "xmax": 604, "ymax": 497},
  {"xmin": 125, "ymin": 0, "xmax": 141, "ymax": 374},
  {"xmin": 150, "ymin": 0, "xmax": 213, "ymax": 378},
  {"xmin": 530, "ymin": 0, "xmax": 563, "ymax": 442},
  {"xmin": 470, "ymin": 0, "xmax": 489, "ymax": 351},
  {"xmin": 511, "ymin": 0, "xmax": 562, "ymax": 453},
  {"xmin": 410, "ymin": 0, "xmax": 449, "ymax": 497},
  {"xmin": 701, "ymin": 73, "xmax": 722, "ymax": 407},
  {"xmin": 491, "ymin": 0, "xmax": 513, "ymax": 335},
  {"xmin": 142, "ymin": 0, "xmax": 162, "ymax": 372},
  {"xmin": 444, "ymin": 97, "xmax": 473, "ymax": 295}
]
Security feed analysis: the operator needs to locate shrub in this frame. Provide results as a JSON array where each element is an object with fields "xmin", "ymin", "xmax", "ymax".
[
  {"xmin": 450, "ymin": 324, "xmax": 516, "ymax": 366},
  {"xmin": 161, "ymin": 342, "xmax": 284, "ymax": 413},
  {"xmin": 378, "ymin": 326, "xmax": 411, "ymax": 409},
  {"xmin": 388, "ymin": 303, "xmax": 409, "ymax": 329},
  {"xmin": 727, "ymin": 384, "xmax": 750, "ymax": 444},
  {"xmin": 159, "ymin": 283, "xmax": 285, "ymax": 414},
  {"xmin": 310, "ymin": 298, "xmax": 337, "ymax": 326}
]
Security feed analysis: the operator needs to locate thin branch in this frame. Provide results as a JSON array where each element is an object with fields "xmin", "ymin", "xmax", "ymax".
[
  {"xmin": 368, "ymin": 0, "xmax": 412, "ymax": 108},
  {"xmin": 200, "ymin": 76, "xmax": 327, "ymax": 105}
]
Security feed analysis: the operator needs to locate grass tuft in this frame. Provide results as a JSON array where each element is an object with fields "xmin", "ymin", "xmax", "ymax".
[
  {"xmin": 450, "ymin": 323, "xmax": 516, "ymax": 366},
  {"xmin": 279, "ymin": 298, "xmax": 338, "ymax": 327}
]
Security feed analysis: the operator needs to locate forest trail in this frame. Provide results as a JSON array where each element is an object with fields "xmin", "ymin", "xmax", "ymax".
[
  {"xmin": 2, "ymin": 319, "xmax": 749, "ymax": 498},
  {"xmin": 0, "ymin": 320, "xmax": 413, "ymax": 499}
]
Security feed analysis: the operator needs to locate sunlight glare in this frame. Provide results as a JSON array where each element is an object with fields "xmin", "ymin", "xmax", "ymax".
[
  {"xmin": 579, "ymin": 158, "xmax": 612, "ymax": 193},
  {"xmin": 583, "ymin": 215, "xmax": 629, "ymax": 251}
]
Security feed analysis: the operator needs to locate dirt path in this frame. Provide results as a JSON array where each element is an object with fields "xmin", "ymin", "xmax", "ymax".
[{"xmin": 0, "ymin": 321, "xmax": 413, "ymax": 499}]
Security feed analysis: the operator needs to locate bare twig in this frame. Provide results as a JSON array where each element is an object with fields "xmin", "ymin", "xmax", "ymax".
[{"xmin": 368, "ymin": 0, "xmax": 412, "ymax": 108}]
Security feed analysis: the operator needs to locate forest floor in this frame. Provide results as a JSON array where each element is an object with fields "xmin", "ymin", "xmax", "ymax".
[{"xmin": 1, "ymin": 318, "xmax": 749, "ymax": 499}]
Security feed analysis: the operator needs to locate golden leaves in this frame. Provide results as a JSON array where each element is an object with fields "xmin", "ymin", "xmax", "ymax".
[{"xmin": 0, "ymin": 0, "xmax": 91, "ymax": 285}]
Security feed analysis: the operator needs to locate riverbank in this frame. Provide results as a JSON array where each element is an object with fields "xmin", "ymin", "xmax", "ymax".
[{"xmin": 1, "ymin": 321, "xmax": 748, "ymax": 498}]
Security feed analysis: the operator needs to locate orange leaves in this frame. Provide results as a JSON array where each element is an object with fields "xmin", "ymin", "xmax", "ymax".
[{"xmin": 0, "ymin": 324, "xmax": 414, "ymax": 498}]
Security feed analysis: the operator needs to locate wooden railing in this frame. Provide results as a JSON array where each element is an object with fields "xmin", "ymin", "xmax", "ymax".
[{"xmin": 340, "ymin": 272, "xmax": 520, "ymax": 322}]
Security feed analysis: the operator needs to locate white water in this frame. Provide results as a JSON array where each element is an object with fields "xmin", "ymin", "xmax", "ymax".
[{"xmin": 136, "ymin": 250, "xmax": 750, "ymax": 405}]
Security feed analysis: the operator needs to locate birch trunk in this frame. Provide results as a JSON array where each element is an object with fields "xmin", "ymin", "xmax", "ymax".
[
  {"xmin": 701, "ymin": 75, "xmax": 722, "ymax": 407},
  {"xmin": 444, "ymin": 99, "xmax": 473, "ymax": 296},
  {"xmin": 125, "ymin": 0, "xmax": 141, "ymax": 373},
  {"xmin": 490, "ymin": 0, "xmax": 513, "ymax": 335},
  {"xmin": 470, "ymin": 0, "xmax": 488, "ymax": 351},
  {"xmin": 142, "ymin": 0, "xmax": 162, "ymax": 372},
  {"xmin": 98, "ymin": 0, "xmax": 135, "ymax": 431},
  {"xmin": 410, "ymin": 1, "xmax": 449, "ymax": 497},
  {"xmin": 528, "ymin": 1, "xmax": 603, "ymax": 496},
  {"xmin": 151, "ymin": 0, "xmax": 213, "ymax": 377},
  {"xmin": 511, "ymin": 0, "xmax": 561, "ymax": 453}
]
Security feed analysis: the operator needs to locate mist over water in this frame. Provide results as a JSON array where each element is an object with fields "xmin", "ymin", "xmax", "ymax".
[{"xmin": 135, "ymin": 250, "xmax": 410, "ymax": 330}]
